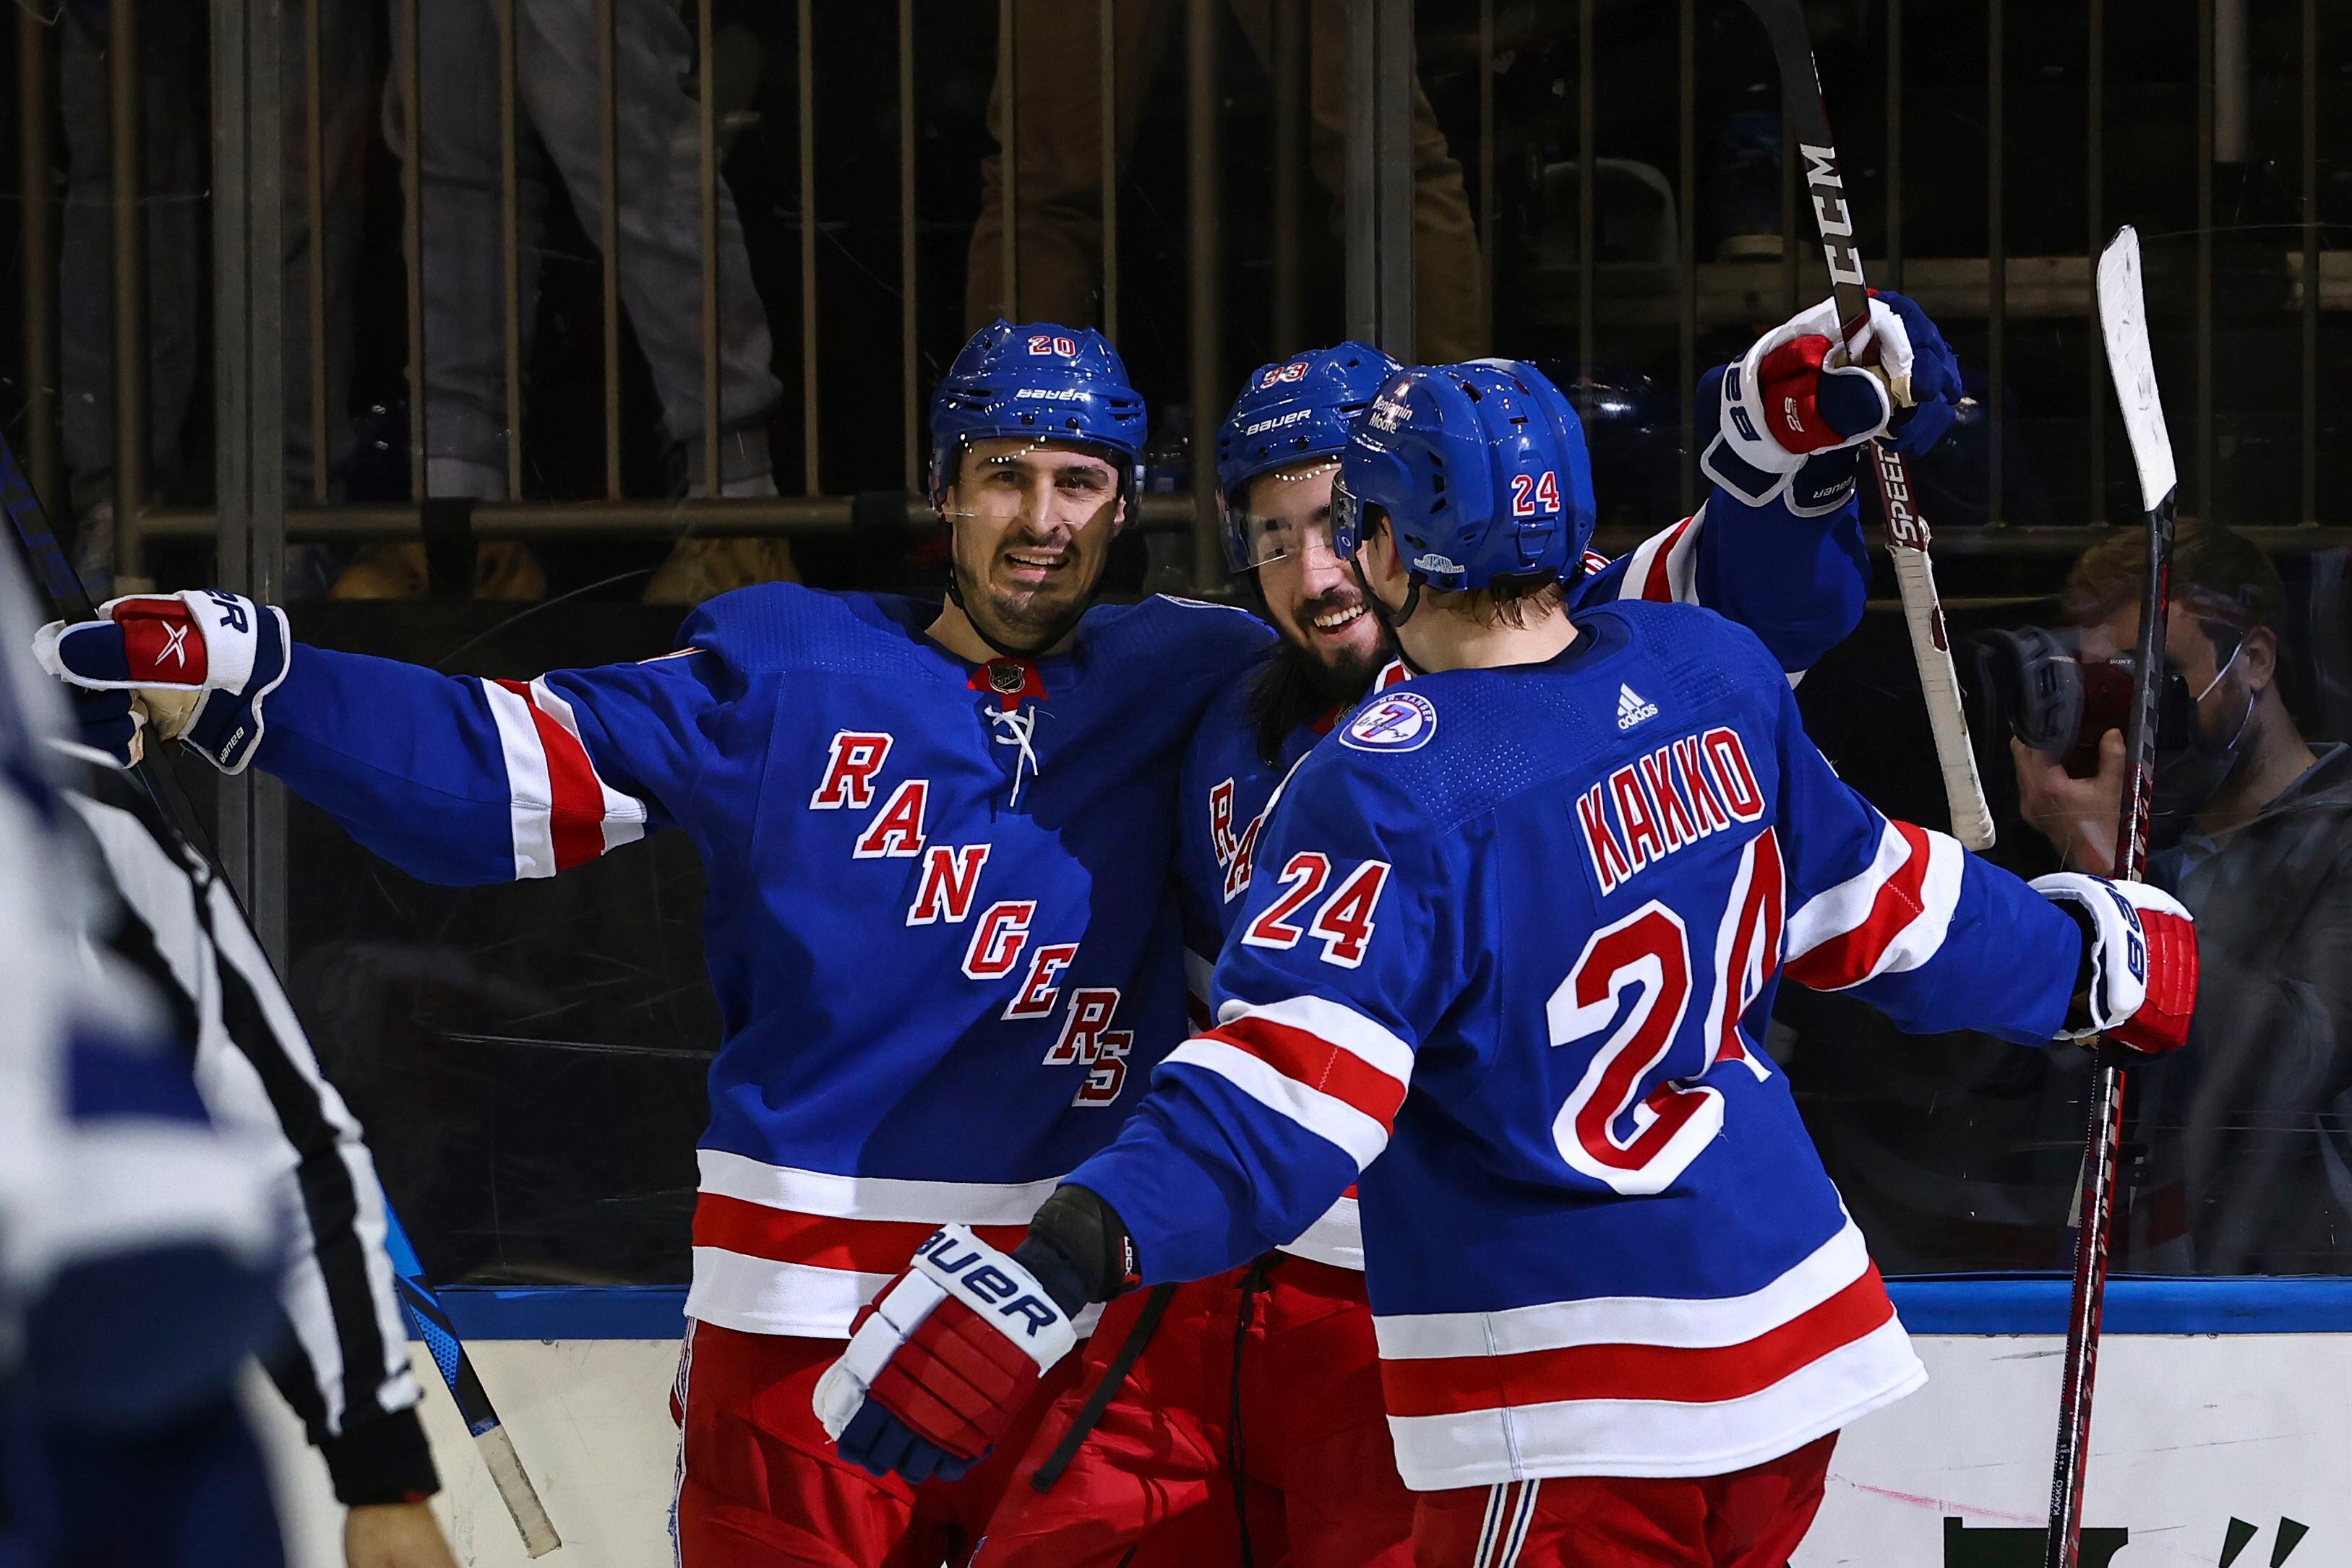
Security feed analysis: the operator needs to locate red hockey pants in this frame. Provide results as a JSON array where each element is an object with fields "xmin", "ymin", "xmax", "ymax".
[
  {"xmin": 670, "ymin": 1319, "xmax": 1081, "ymax": 1567},
  {"xmin": 972, "ymin": 1254, "xmax": 1415, "ymax": 1568},
  {"xmin": 1408, "ymin": 1433, "xmax": 1838, "ymax": 1567}
]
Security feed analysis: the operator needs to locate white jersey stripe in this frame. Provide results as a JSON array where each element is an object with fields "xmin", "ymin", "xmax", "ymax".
[
  {"xmin": 481, "ymin": 678, "xmax": 559, "ymax": 879},
  {"xmin": 1374, "ymin": 1217, "xmax": 1871, "ymax": 1358},
  {"xmin": 1278, "ymin": 1192, "xmax": 1365, "ymax": 1270},
  {"xmin": 685, "ymin": 1246, "xmax": 1104, "ymax": 1340},
  {"xmin": 695, "ymin": 1147, "xmax": 1067, "ymax": 1224},
  {"xmin": 1213, "ymin": 992, "xmax": 1417, "ymax": 1085},
  {"xmin": 1161, "ymin": 1039, "xmax": 1394, "ymax": 1171},
  {"xmin": 1783, "ymin": 819, "xmax": 1965, "ymax": 986},
  {"xmin": 1384, "ymin": 1317, "xmax": 1926, "ymax": 1491}
]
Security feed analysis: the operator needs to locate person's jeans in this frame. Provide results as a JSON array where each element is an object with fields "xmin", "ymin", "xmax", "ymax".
[
  {"xmin": 964, "ymin": 0, "xmax": 1489, "ymax": 361},
  {"xmin": 386, "ymin": 0, "xmax": 783, "ymax": 496},
  {"xmin": 59, "ymin": 0, "xmax": 373, "ymax": 516}
]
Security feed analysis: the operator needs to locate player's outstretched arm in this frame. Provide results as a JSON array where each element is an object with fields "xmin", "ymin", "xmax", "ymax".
[
  {"xmin": 1586, "ymin": 293, "xmax": 1963, "ymax": 676},
  {"xmin": 816, "ymin": 757, "xmax": 1456, "ymax": 1483},
  {"xmin": 1769, "ymin": 676, "xmax": 2196, "ymax": 1051},
  {"xmin": 34, "ymin": 589, "xmax": 705, "ymax": 885}
]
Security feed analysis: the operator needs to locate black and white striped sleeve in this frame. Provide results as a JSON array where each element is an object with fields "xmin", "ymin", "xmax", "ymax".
[{"xmin": 63, "ymin": 775, "xmax": 439, "ymax": 1507}]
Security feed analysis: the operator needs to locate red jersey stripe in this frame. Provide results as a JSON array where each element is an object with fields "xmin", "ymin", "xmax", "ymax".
[
  {"xmin": 691, "ymin": 1192, "xmax": 1028, "ymax": 1273},
  {"xmin": 1204, "ymin": 1014, "xmax": 1409, "ymax": 1132},
  {"xmin": 1783, "ymin": 821, "xmax": 1933, "ymax": 990},
  {"xmin": 494, "ymin": 679, "xmax": 608, "ymax": 871},
  {"xmin": 1378, "ymin": 1265, "xmax": 1897, "ymax": 1416},
  {"xmin": 1639, "ymin": 517, "xmax": 1696, "ymax": 603}
]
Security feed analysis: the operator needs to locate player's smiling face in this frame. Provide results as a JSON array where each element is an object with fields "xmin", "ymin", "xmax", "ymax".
[
  {"xmin": 943, "ymin": 436, "xmax": 1126, "ymax": 648},
  {"xmin": 1245, "ymin": 461, "xmax": 1392, "ymax": 692}
]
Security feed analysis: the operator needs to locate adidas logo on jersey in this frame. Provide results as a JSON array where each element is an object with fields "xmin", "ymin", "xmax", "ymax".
[{"xmin": 1616, "ymin": 684, "xmax": 1660, "ymax": 731}]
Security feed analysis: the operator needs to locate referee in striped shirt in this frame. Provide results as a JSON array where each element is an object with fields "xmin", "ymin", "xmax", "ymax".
[{"xmin": 56, "ymin": 719, "xmax": 458, "ymax": 1568}]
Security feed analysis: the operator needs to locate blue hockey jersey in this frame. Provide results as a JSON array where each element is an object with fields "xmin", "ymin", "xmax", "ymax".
[
  {"xmin": 253, "ymin": 585, "xmax": 1270, "ymax": 1336},
  {"xmin": 1077, "ymin": 600, "xmax": 2082, "ymax": 1489},
  {"xmin": 1176, "ymin": 489, "xmax": 1873, "ymax": 1270}
]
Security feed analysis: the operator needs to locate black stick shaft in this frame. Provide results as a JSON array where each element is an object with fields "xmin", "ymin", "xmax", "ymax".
[{"xmin": 2044, "ymin": 491, "xmax": 2173, "ymax": 1567}]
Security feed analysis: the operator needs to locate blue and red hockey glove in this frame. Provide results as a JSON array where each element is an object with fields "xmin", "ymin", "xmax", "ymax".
[
  {"xmin": 1703, "ymin": 288, "xmax": 1962, "ymax": 507},
  {"xmin": 814, "ymin": 1225, "xmax": 1083, "ymax": 1483},
  {"xmin": 32, "ymin": 590, "xmax": 289, "ymax": 773},
  {"xmin": 2033, "ymin": 872, "xmax": 2199, "ymax": 1055}
]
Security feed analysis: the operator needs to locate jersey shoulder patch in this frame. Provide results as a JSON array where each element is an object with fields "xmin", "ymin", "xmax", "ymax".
[{"xmin": 1339, "ymin": 689, "xmax": 1438, "ymax": 754}]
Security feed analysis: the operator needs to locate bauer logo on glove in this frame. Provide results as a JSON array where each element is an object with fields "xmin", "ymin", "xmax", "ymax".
[
  {"xmin": 31, "ymin": 589, "xmax": 290, "ymax": 774},
  {"xmin": 812, "ymin": 1224, "xmax": 1079, "ymax": 1484},
  {"xmin": 2033, "ymin": 871, "xmax": 2199, "ymax": 1055}
]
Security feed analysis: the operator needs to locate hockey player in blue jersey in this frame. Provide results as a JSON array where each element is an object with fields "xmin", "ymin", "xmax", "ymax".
[
  {"xmin": 33, "ymin": 322, "xmax": 1276, "ymax": 1567},
  {"xmin": 816, "ymin": 358, "xmax": 2199, "ymax": 1567},
  {"xmin": 972, "ymin": 298, "xmax": 1962, "ymax": 1568}
]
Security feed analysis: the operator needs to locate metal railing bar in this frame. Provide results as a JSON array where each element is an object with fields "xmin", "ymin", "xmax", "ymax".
[
  {"xmin": 110, "ymin": 0, "xmax": 145, "ymax": 580},
  {"xmin": 1478, "ymin": 0, "xmax": 1493, "ymax": 352},
  {"xmin": 900, "ymin": 0, "xmax": 919, "ymax": 492},
  {"xmin": 2301, "ymin": 0, "xmax": 2318, "ymax": 525},
  {"xmin": 403, "ymin": 0, "xmax": 426, "ymax": 503},
  {"xmin": 126, "ymin": 509, "xmax": 2352, "ymax": 556},
  {"xmin": 1186, "ymin": 0, "xmax": 1220, "ymax": 587},
  {"xmin": 1886, "ymin": 0, "xmax": 1902, "ymax": 290},
  {"xmin": 306, "ymin": 0, "xmax": 329, "ymax": 502},
  {"xmin": 2087, "ymin": 0, "xmax": 2104, "ymax": 524},
  {"xmin": 499, "ymin": 0, "xmax": 524, "ymax": 499},
  {"xmin": 1103, "ymin": 0, "xmax": 1121, "ymax": 340},
  {"xmin": 798, "ymin": 0, "xmax": 820, "ymax": 494},
  {"xmin": 2196, "ymin": 0, "xmax": 2213, "ymax": 521},
  {"xmin": 700, "ymin": 0, "xmax": 721, "ymax": 496},
  {"xmin": 1780, "ymin": 92, "xmax": 1798, "ymax": 316},
  {"xmin": 1678, "ymin": 0, "xmax": 1696, "ymax": 518},
  {"xmin": 140, "ymin": 493, "xmax": 1216, "ymax": 541},
  {"xmin": 1577, "ymin": 0, "xmax": 1594, "ymax": 389},
  {"xmin": 19, "ymin": 3, "xmax": 60, "ymax": 514},
  {"xmin": 1988, "ymin": 0, "xmax": 2004, "ymax": 525},
  {"xmin": 600, "ymin": 0, "xmax": 622, "ymax": 498},
  {"xmin": 1274, "ymin": 0, "xmax": 1305, "ymax": 350},
  {"xmin": 1001, "ymin": 0, "xmax": 1019, "ymax": 320}
]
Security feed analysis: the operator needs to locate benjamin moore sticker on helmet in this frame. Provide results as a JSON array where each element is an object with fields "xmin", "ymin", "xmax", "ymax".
[{"xmin": 1342, "ymin": 691, "xmax": 1438, "ymax": 753}]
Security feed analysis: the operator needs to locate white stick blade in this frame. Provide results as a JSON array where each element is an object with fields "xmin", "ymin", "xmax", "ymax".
[{"xmin": 2096, "ymin": 227, "xmax": 2179, "ymax": 515}]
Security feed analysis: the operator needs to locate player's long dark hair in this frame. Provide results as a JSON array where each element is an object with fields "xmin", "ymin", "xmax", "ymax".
[{"xmin": 1243, "ymin": 633, "xmax": 1392, "ymax": 767}]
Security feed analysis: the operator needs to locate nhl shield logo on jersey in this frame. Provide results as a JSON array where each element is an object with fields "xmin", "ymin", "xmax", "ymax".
[{"xmin": 1342, "ymin": 690, "xmax": 1437, "ymax": 753}]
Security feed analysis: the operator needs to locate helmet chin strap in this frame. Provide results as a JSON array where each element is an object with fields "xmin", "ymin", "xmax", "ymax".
[{"xmin": 1351, "ymin": 553, "xmax": 1426, "ymax": 676}]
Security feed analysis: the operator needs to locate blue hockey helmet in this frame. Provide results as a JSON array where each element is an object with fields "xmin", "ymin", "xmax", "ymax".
[
  {"xmin": 928, "ymin": 320, "xmax": 1149, "ymax": 506},
  {"xmin": 1214, "ymin": 342, "xmax": 1401, "ymax": 571},
  {"xmin": 1330, "ymin": 359, "xmax": 1597, "ymax": 592}
]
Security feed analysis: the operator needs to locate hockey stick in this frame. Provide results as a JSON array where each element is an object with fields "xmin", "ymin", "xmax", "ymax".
[
  {"xmin": 0, "ymin": 434, "xmax": 561, "ymax": 1557},
  {"xmin": 1735, "ymin": 0, "xmax": 1998, "ymax": 850},
  {"xmin": 382, "ymin": 1208, "xmax": 562, "ymax": 1556},
  {"xmin": 2043, "ymin": 225, "xmax": 2179, "ymax": 1568}
]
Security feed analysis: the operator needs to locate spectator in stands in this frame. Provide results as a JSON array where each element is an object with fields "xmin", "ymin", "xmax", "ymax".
[
  {"xmin": 966, "ymin": 0, "xmax": 1488, "ymax": 360},
  {"xmin": 53, "ymin": 0, "xmax": 374, "ymax": 592},
  {"xmin": 337, "ymin": 0, "xmax": 793, "ymax": 605},
  {"xmin": 2013, "ymin": 523, "xmax": 2352, "ymax": 1274}
]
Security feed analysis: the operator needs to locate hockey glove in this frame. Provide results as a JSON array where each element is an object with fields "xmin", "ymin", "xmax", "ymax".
[
  {"xmin": 814, "ymin": 1225, "xmax": 1083, "ymax": 1483},
  {"xmin": 33, "ymin": 590, "xmax": 289, "ymax": 774},
  {"xmin": 2033, "ymin": 872, "xmax": 2199, "ymax": 1054},
  {"xmin": 1702, "ymin": 289, "xmax": 1962, "ymax": 505}
]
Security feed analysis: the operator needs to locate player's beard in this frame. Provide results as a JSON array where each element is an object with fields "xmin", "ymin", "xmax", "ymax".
[
  {"xmin": 1282, "ymin": 585, "xmax": 1395, "ymax": 705},
  {"xmin": 951, "ymin": 522, "xmax": 1107, "ymax": 655}
]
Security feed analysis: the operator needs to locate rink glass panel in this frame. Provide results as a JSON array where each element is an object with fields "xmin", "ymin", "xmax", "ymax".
[{"xmin": 4, "ymin": 0, "xmax": 2351, "ymax": 1285}]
